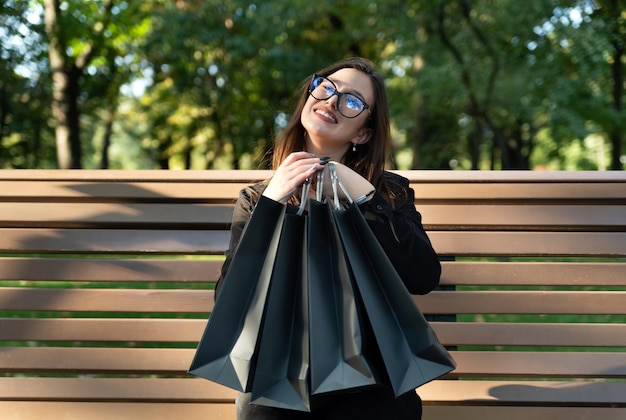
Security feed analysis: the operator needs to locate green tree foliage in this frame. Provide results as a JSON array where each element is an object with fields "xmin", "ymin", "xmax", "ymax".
[{"xmin": 1, "ymin": 0, "xmax": 624, "ymax": 170}]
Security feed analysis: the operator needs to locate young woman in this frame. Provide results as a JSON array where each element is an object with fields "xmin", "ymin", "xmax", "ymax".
[{"xmin": 215, "ymin": 57, "xmax": 441, "ymax": 420}]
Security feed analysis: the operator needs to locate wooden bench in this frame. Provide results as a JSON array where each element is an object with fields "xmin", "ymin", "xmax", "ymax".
[{"xmin": 1, "ymin": 169, "xmax": 625, "ymax": 420}]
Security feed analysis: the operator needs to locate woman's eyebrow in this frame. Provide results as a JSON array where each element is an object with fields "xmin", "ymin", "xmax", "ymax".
[{"xmin": 328, "ymin": 77, "xmax": 366, "ymax": 99}]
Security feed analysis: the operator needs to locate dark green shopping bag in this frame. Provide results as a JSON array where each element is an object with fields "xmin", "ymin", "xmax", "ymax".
[
  {"xmin": 307, "ymin": 199, "xmax": 378, "ymax": 396},
  {"xmin": 188, "ymin": 196, "xmax": 286, "ymax": 393},
  {"xmin": 249, "ymin": 213, "xmax": 311, "ymax": 412},
  {"xmin": 332, "ymin": 201, "xmax": 456, "ymax": 397}
]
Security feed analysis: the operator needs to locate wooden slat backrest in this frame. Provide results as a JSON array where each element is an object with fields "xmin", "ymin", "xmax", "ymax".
[{"xmin": 1, "ymin": 169, "xmax": 625, "ymax": 415}]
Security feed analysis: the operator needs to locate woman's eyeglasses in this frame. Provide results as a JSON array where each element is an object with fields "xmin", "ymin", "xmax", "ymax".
[{"xmin": 308, "ymin": 74, "xmax": 370, "ymax": 119}]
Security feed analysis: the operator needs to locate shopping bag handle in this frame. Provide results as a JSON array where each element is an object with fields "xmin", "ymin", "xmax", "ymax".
[
  {"xmin": 328, "ymin": 162, "xmax": 353, "ymax": 210},
  {"xmin": 297, "ymin": 177, "xmax": 312, "ymax": 216}
]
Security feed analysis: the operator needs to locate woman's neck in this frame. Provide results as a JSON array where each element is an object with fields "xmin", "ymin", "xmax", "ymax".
[{"xmin": 304, "ymin": 138, "xmax": 350, "ymax": 162}]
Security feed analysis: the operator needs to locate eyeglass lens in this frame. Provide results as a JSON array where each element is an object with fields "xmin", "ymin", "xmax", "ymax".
[{"xmin": 309, "ymin": 75, "xmax": 368, "ymax": 118}]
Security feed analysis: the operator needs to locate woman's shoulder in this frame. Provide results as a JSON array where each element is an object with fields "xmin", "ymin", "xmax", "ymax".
[
  {"xmin": 235, "ymin": 181, "xmax": 268, "ymax": 210},
  {"xmin": 383, "ymin": 171, "xmax": 410, "ymax": 190}
]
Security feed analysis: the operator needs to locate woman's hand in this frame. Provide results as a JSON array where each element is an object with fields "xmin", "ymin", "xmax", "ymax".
[{"xmin": 262, "ymin": 152, "xmax": 326, "ymax": 202}]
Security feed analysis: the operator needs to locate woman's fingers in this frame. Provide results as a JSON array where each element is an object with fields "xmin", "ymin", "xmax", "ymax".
[{"xmin": 263, "ymin": 152, "xmax": 327, "ymax": 202}]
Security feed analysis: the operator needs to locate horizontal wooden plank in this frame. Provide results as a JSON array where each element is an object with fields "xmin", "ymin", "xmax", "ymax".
[
  {"xmin": 1, "ymin": 402, "xmax": 623, "ymax": 420},
  {"xmin": 422, "ymin": 406, "xmax": 626, "ymax": 420},
  {"xmin": 411, "ymin": 182, "xmax": 626, "ymax": 200},
  {"xmin": 0, "ymin": 169, "xmax": 270, "ymax": 183},
  {"xmin": 3, "ymin": 202, "xmax": 625, "ymax": 231},
  {"xmin": 0, "ymin": 347, "xmax": 192, "ymax": 375},
  {"xmin": 3, "ymin": 169, "xmax": 625, "ymax": 183},
  {"xmin": 0, "ymin": 401, "xmax": 237, "ymax": 420},
  {"xmin": 0, "ymin": 203, "xmax": 233, "ymax": 228},
  {"xmin": 2, "ymin": 180, "xmax": 625, "ymax": 202},
  {"xmin": 2, "ymin": 229, "xmax": 625, "ymax": 257},
  {"xmin": 2, "ymin": 288, "xmax": 626, "ymax": 315},
  {"xmin": 440, "ymin": 262, "xmax": 626, "ymax": 286},
  {"xmin": 2, "ymin": 181, "xmax": 625, "ymax": 211},
  {"xmin": 0, "ymin": 318, "xmax": 209, "ymax": 342},
  {"xmin": 0, "ymin": 181, "xmax": 249, "ymax": 202},
  {"xmin": 0, "ymin": 288, "xmax": 214, "ymax": 313},
  {"xmin": 2, "ymin": 377, "xmax": 626, "ymax": 406},
  {"xmin": 0, "ymin": 228, "xmax": 230, "ymax": 254},
  {"xmin": 420, "ymin": 379, "xmax": 626, "ymax": 405},
  {"xmin": 433, "ymin": 322, "xmax": 626, "ymax": 347},
  {"xmin": 0, "ymin": 258, "xmax": 222, "ymax": 282},
  {"xmin": 2, "ymin": 347, "xmax": 625, "ymax": 378},
  {"xmin": 0, "ymin": 402, "xmax": 623, "ymax": 420},
  {"xmin": 415, "ymin": 290, "xmax": 626, "ymax": 315},
  {"xmin": 1, "ymin": 259, "xmax": 624, "ymax": 286},
  {"xmin": 420, "ymin": 205, "xmax": 626, "ymax": 230},
  {"xmin": 430, "ymin": 231, "xmax": 626, "ymax": 256},
  {"xmin": 449, "ymin": 351, "xmax": 626, "ymax": 378},
  {"xmin": 0, "ymin": 377, "xmax": 235, "ymax": 402},
  {"xmin": 3, "ymin": 318, "xmax": 626, "ymax": 348}
]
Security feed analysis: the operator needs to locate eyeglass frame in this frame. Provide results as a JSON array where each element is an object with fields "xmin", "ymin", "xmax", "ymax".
[{"xmin": 308, "ymin": 74, "xmax": 371, "ymax": 119}]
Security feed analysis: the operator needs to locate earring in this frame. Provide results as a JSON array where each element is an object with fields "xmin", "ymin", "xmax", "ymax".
[{"xmin": 352, "ymin": 143, "xmax": 357, "ymax": 152}]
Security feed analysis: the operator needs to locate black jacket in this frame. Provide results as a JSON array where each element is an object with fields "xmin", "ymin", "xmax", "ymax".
[{"xmin": 215, "ymin": 171, "xmax": 441, "ymax": 298}]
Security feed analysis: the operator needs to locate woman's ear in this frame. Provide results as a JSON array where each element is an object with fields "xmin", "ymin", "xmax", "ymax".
[{"xmin": 356, "ymin": 128, "xmax": 373, "ymax": 145}]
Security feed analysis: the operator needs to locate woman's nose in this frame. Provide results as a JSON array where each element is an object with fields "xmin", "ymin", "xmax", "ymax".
[{"xmin": 325, "ymin": 93, "xmax": 339, "ymax": 109}]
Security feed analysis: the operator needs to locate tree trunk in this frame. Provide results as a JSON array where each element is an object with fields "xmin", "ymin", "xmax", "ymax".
[
  {"xmin": 44, "ymin": 0, "xmax": 71, "ymax": 169},
  {"xmin": 67, "ymin": 65, "xmax": 82, "ymax": 168},
  {"xmin": 608, "ymin": 0, "xmax": 624, "ymax": 170},
  {"xmin": 44, "ymin": 0, "xmax": 110, "ymax": 169},
  {"xmin": 99, "ymin": 106, "xmax": 115, "ymax": 169}
]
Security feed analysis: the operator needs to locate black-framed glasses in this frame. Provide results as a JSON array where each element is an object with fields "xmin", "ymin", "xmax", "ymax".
[{"xmin": 308, "ymin": 74, "xmax": 370, "ymax": 119}]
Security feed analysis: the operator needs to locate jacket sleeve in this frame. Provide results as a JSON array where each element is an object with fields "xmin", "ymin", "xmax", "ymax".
[
  {"xmin": 214, "ymin": 187, "xmax": 256, "ymax": 300},
  {"xmin": 359, "ymin": 175, "xmax": 441, "ymax": 295}
]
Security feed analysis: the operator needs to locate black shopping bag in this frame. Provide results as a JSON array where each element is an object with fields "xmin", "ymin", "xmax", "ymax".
[
  {"xmin": 332, "ymin": 201, "xmax": 456, "ymax": 397},
  {"xmin": 188, "ymin": 195, "xmax": 287, "ymax": 393},
  {"xmin": 307, "ymin": 198, "xmax": 377, "ymax": 396},
  {"xmin": 249, "ymin": 212, "xmax": 311, "ymax": 412}
]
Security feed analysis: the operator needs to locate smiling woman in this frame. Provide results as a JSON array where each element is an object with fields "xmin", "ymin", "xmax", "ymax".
[{"xmin": 211, "ymin": 57, "xmax": 442, "ymax": 420}]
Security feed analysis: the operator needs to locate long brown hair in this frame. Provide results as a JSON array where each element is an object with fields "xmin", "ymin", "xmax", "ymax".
[{"xmin": 271, "ymin": 57, "xmax": 393, "ymax": 201}]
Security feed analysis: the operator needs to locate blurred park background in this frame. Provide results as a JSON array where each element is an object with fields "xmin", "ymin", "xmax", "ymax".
[{"xmin": 1, "ymin": 0, "xmax": 624, "ymax": 171}]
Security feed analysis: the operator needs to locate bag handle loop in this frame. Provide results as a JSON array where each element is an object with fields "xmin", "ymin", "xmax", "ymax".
[
  {"xmin": 296, "ymin": 177, "xmax": 312, "ymax": 216},
  {"xmin": 328, "ymin": 163, "xmax": 353, "ymax": 210}
]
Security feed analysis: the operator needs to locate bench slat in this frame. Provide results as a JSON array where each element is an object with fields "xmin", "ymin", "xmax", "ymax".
[
  {"xmin": 410, "ymin": 182, "xmax": 626, "ymax": 200},
  {"xmin": 2, "ymin": 259, "xmax": 623, "ymax": 286},
  {"xmin": 415, "ymin": 290, "xmax": 626, "ymax": 315},
  {"xmin": 3, "ymin": 202, "xmax": 625, "ymax": 230},
  {"xmin": 0, "ymin": 181, "xmax": 251, "ymax": 201},
  {"xmin": 440, "ymin": 262, "xmax": 626, "ymax": 286},
  {"xmin": 0, "ymin": 402, "xmax": 237, "ymax": 420},
  {"xmin": 2, "ymin": 229, "xmax": 625, "ymax": 256},
  {"xmin": 421, "ymin": 205, "xmax": 626, "ymax": 230},
  {"xmin": 0, "ymin": 403, "xmax": 623, "ymax": 420},
  {"xmin": 2, "ymin": 347, "xmax": 625, "ymax": 378},
  {"xmin": 3, "ymin": 318, "xmax": 626, "ymax": 347},
  {"xmin": 0, "ymin": 228, "xmax": 230, "ymax": 254},
  {"xmin": 433, "ymin": 322, "xmax": 626, "ymax": 347},
  {"xmin": 0, "ymin": 377, "xmax": 235, "ymax": 402},
  {"xmin": 0, "ymin": 202, "xmax": 233, "ymax": 228},
  {"xmin": 0, "ymin": 287, "xmax": 214, "ymax": 313},
  {"xmin": 430, "ymin": 231, "xmax": 626, "ymax": 256},
  {"xmin": 422, "ymin": 406, "xmax": 626, "ymax": 420},
  {"xmin": 2, "ymin": 377, "xmax": 626, "ymax": 406},
  {"xmin": 2, "ymin": 177, "xmax": 625, "ymax": 200},
  {"xmin": 0, "ymin": 257, "xmax": 222, "ymax": 282},
  {"xmin": 2, "ymin": 288, "xmax": 625, "ymax": 314}
]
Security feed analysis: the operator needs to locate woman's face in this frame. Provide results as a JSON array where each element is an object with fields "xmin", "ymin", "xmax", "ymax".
[{"xmin": 301, "ymin": 68, "xmax": 374, "ymax": 156}]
